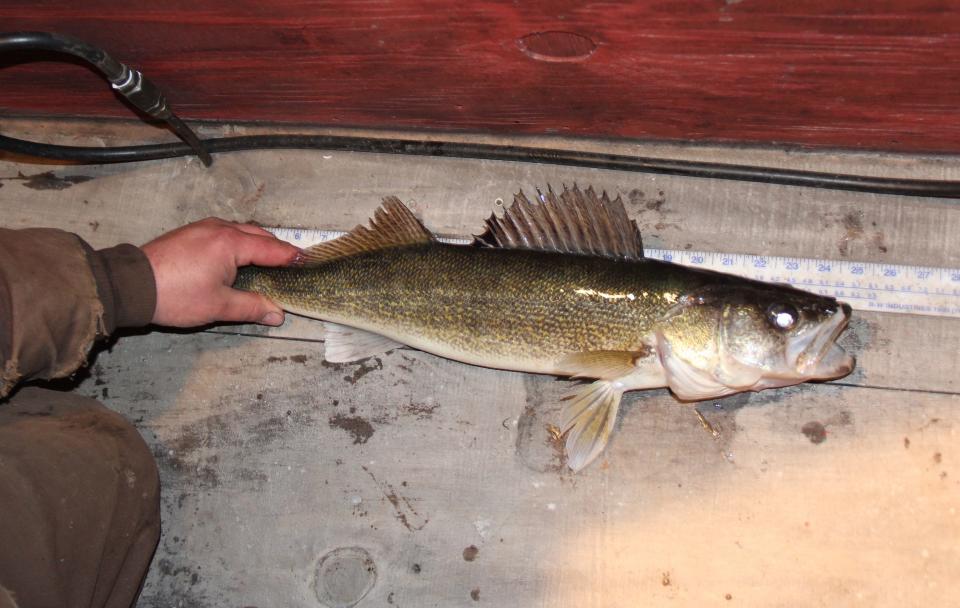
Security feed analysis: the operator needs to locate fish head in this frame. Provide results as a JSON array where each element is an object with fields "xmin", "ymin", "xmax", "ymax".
[{"xmin": 657, "ymin": 284, "xmax": 854, "ymax": 400}]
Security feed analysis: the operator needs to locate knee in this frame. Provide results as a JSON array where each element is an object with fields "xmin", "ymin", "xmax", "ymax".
[{"xmin": 1, "ymin": 386, "xmax": 160, "ymax": 513}]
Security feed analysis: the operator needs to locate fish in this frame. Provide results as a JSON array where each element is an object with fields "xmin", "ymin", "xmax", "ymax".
[{"xmin": 235, "ymin": 185, "xmax": 854, "ymax": 471}]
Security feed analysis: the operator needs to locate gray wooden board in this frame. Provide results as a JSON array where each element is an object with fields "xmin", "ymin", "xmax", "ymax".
[{"xmin": 2, "ymin": 117, "xmax": 959, "ymax": 606}]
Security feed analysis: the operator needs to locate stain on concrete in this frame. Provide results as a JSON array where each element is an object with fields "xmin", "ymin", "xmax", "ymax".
[
  {"xmin": 362, "ymin": 466, "xmax": 428, "ymax": 531},
  {"xmin": 470, "ymin": 588, "xmax": 481, "ymax": 601},
  {"xmin": 872, "ymin": 230, "xmax": 888, "ymax": 253},
  {"xmin": 826, "ymin": 209, "xmax": 888, "ymax": 257},
  {"xmin": 237, "ymin": 468, "xmax": 269, "ymax": 486},
  {"xmin": 515, "ymin": 375, "xmax": 570, "ymax": 474},
  {"xmin": 462, "ymin": 545, "xmax": 479, "ymax": 561},
  {"xmin": 265, "ymin": 353, "xmax": 308, "ymax": 364},
  {"xmin": 825, "ymin": 410, "xmax": 853, "ymax": 427},
  {"xmin": 329, "ymin": 414, "xmax": 374, "ymax": 444},
  {"xmin": 152, "ymin": 558, "xmax": 212, "ymax": 607},
  {"xmin": 626, "ymin": 188, "xmax": 667, "ymax": 214},
  {"xmin": 801, "ymin": 421, "xmax": 827, "ymax": 444},
  {"xmin": 251, "ymin": 415, "xmax": 288, "ymax": 444},
  {"xmin": 838, "ymin": 315, "xmax": 871, "ymax": 355},
  {"xmin": 403, "ymin": 402, "xmax": 439, "ymax": 420},
  {"xmin": 320, "ymin": 356, "xmax": 385, "ymax": 384},
  {"xmin": 0, "ymin": 171, "xmax": 93, "ymax": 191},
  {"xmin": 345, "ymin": 357, "xmax": 383, "ymax": 385},
  {"xmin": 154, "ymin": 446, "xmax": 221, "ymax": 489},
  {"xmin": 838, "ymin": 210, "xmax": 864, "ymax": 257}
]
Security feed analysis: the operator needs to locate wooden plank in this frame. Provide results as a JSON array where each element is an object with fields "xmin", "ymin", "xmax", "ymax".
[
  {"xmin": 2, "ymin": 1, "xmax": 960, "ymax": 152},
  {"xmin": 75, "ymin": 330, "xmax": 960, "ymax": 607}
]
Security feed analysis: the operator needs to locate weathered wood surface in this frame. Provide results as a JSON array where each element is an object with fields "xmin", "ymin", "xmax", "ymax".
[
  {"xmin": 3, "ymin": 1, "xmax": 960, "ymax": 153},
  {"xmin": 1, "ymin": 118, "xmax": 959, "ymax": 606}
]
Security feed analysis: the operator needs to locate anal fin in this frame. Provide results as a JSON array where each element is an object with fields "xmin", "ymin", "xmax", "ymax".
[{"xmin": 323, "ymin": 322, "xmax": 403, "ymax": 363}]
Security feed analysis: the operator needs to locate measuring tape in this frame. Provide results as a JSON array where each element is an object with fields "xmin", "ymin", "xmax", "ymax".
[{"xmin": 267, "ymin": 227, "xmax": 960, "ymax": 319}]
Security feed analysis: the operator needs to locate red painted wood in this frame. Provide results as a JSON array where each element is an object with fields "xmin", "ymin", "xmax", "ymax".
[{"xmin": 1, "ymin": 1, "xmax": 959, "ymax": 153}]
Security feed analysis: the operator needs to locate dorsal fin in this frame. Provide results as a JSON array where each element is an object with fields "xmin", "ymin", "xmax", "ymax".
[
  {"xmin": 475, "ymin": 185, "xmax": 643, "ymax": 260},
  {"xmin": 299, "ymin": 196, "xmax": 433, "ymax": 266}
]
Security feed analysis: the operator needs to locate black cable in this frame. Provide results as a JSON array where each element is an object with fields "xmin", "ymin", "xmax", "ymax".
[
  {"xmin": 2, "ymin": 132, "xmax": 959, "ymax": 198},
  {"xmin": 0, "ymin": 31, "xmax": 211, "ymax": 165},
  {"xmin": 2, "ymin": 31, "xmax": 959, "ymax": 198}
]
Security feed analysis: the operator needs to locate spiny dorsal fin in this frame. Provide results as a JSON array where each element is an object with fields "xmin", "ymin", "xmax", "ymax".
[
  {"xmin": 475, "ymin": 185, "xmax": 643, "ymax": 260},
  {"xmin": 299, "ymin": 196, "xmax": 432, "ymax": 266}
]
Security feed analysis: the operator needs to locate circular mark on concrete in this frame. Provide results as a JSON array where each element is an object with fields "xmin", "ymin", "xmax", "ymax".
[
  {"xmin": 517, "ymin": 31, "xmax": 597, "ymax": 63},
  {"xmin": 313, "ymin": 547, "xmax": 377, "ymax": 608},
  {"xmin": 462, "ymin": 545, "xmax": 479, "ymax": 561},
  {"xmin": 801, "ymin": 421, "xmax": 827, "ymax": 444}
]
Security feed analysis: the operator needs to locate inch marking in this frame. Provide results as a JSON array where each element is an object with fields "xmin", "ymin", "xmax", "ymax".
[{"xmin": 266, "ymin": 227, "xmax": 960, "ymax": 319}]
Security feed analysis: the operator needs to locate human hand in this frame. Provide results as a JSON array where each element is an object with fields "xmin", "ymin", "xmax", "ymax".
[{"xmin": 142, "ymin": 218, "xmax": 299, "ymax": 327}]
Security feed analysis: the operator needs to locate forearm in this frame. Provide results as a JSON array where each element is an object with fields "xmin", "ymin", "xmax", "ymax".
[
  {"xmin": 0, "ymin": 228, "xmax": 156, "ymax": 397},
  {"xmin": 83, "ymin": 242, "xmax": 157, "ymax": 334}
]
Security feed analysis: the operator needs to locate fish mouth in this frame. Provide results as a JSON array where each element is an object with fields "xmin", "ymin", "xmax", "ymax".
[{"xmin": 789, "ymin": 302, "xmax": 855, "ymax": 380}]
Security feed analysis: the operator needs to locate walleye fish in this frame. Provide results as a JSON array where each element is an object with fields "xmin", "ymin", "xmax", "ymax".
[{"xmin": 236, "ymin": 186, "xmax": 854, "ymax": 471}]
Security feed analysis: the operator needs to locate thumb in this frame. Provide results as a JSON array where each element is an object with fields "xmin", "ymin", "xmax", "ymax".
[{"xmin": 218, "ymin": 288, "xmax": 285, "ymax": 325}]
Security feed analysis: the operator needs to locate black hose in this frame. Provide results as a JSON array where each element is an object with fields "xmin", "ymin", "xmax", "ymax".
[
  {"xmin": 0, "ymin": 31, "xmax": 211, "ymax": 165},
  {"xmin": 2, "ymin": 133, "xmax": 959, "ymax": 198},
  {"xmin": 2, "ymin": 31, "xmax": 959, "ymax": 198}
]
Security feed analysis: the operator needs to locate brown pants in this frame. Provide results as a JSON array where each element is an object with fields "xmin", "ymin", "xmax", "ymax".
[{"xmin": 0, "ymin": 388, "xmax": 160, "ymax": 608}]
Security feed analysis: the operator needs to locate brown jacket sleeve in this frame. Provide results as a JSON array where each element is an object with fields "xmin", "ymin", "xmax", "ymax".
[{"xmin": 0, "ymin": 228, "xmax": 156, "ymax": 398}]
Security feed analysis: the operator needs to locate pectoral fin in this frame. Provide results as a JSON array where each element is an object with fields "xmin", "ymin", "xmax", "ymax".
[
  {"xmin": 560, "ymin": 380, "xmax": 624, "ymax": 472},
  {"xmin": 323, "ymin": 322, "xmax": 403, "ymax": 363},
  {"xmin": 556, "ymin": 348, "xmax": 652, "ymax": 380}
]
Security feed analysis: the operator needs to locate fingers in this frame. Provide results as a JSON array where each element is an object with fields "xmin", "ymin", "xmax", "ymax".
[
  {"xmin": 229, "ymin": 231, "xmax": 301, "ymax": 267},
  {"xmin": 231, "ymin": 222, "xmax": 276, "ymax": 238},
  {"xmin": 217, "ymin": 288, "xmax": 286, "ymax": 325}
]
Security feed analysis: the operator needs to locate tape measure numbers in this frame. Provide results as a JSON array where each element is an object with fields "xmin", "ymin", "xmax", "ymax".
[{"xmin": 267, "ymin": 227, "xmax": 960, "ymax": 319}]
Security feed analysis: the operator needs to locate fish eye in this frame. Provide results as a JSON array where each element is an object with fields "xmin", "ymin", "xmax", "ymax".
[{"xmin": 767, "ymin": 303, "xmax": 799, "ymax": 330}]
